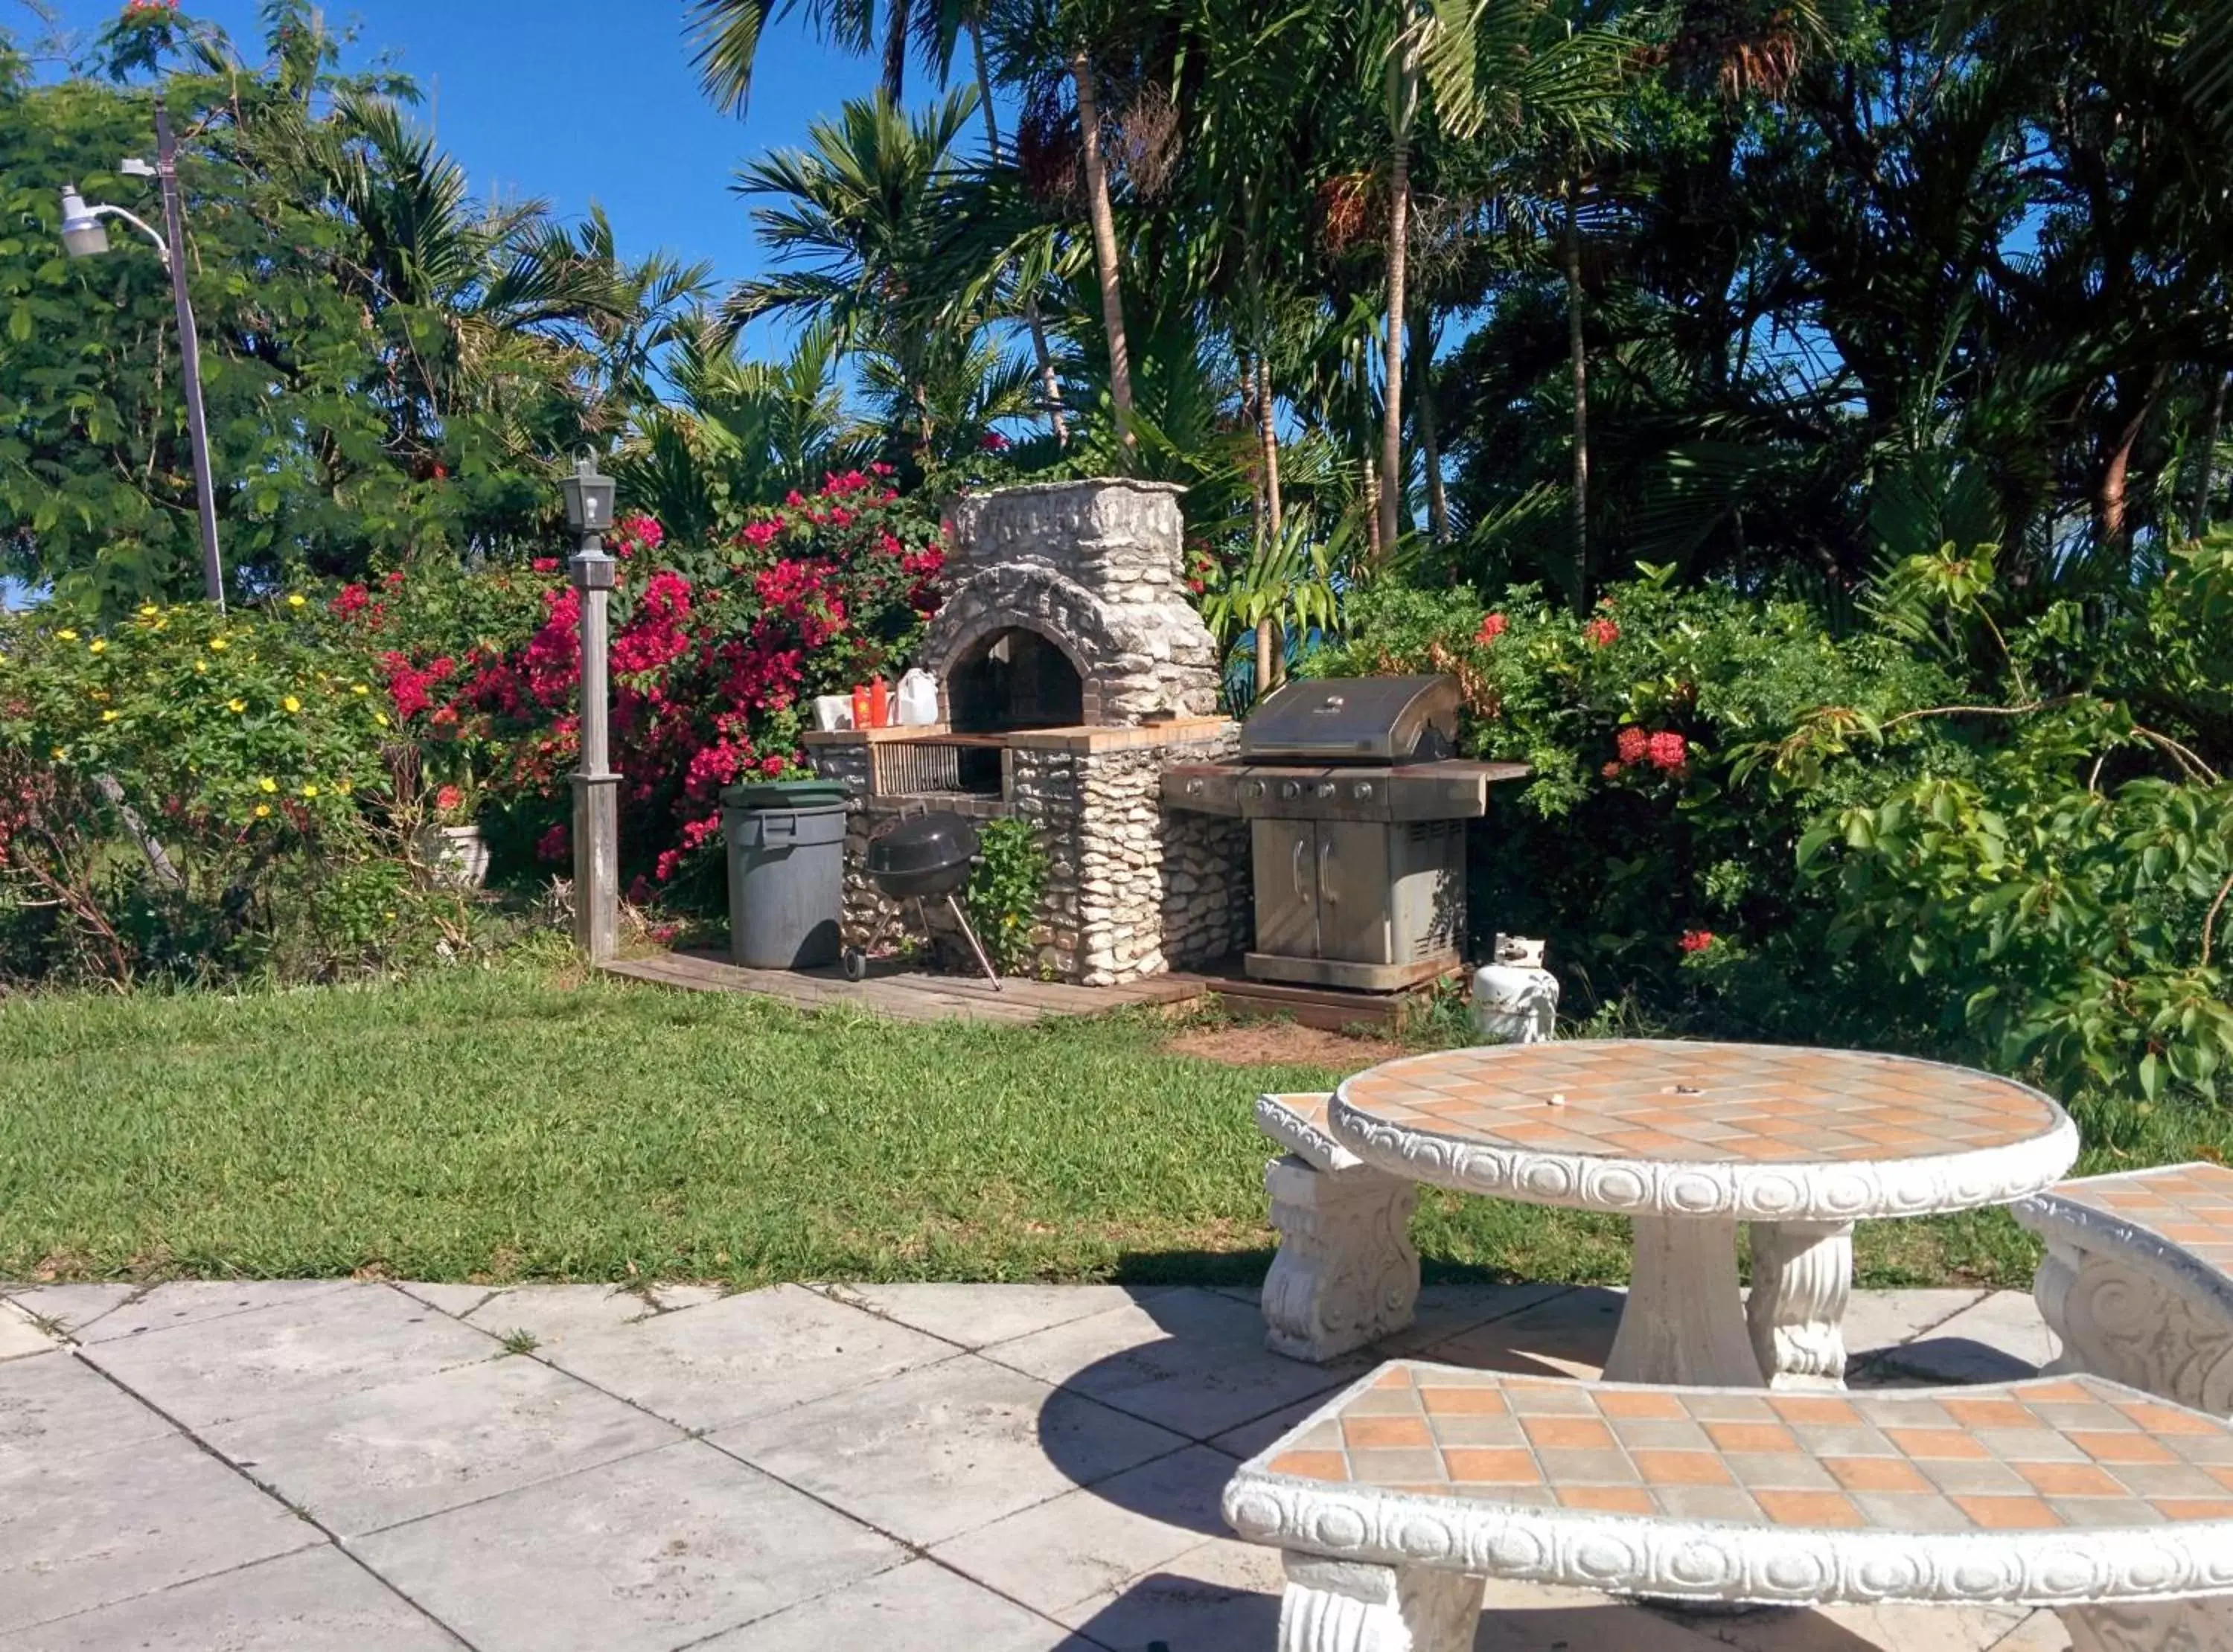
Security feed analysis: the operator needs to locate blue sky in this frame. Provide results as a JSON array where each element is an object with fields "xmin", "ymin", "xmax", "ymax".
[{"xmin": 25, "ymin": 1, "xmax": 889, "ymax": 289}]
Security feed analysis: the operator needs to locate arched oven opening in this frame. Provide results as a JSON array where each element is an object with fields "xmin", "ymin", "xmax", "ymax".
[{"xmin": 946, "ymin": 626, "xmax": 1085, "ymax": 734}]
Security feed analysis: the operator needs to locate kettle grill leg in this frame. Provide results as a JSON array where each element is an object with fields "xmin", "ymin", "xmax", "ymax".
[{"xmin": 944, "ymin": 893, "xmax": 1003, "ymax": 990}]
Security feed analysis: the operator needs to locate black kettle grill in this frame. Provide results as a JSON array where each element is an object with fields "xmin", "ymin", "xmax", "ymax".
[{"xmin": 844, "ymin": 810, "xmax": 1002, "ymax": 988}]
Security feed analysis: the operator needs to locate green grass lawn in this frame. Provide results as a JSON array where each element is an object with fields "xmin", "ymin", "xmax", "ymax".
[{"xmin": 0, "ymin": 963, "xmax": 2217, "ymax": 1290}]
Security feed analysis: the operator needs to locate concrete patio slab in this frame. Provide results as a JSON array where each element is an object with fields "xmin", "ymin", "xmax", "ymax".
[
  {"xmin": 78, "ymin": 1281, "xmax": 498, "ymax": 1429},
  {"xmin": 0, "ymin": 1281, "xmax": 2077, "ymax": 1652},
  {"xmin": 0, "ymin": 1348, "xmax": 174, "ymax": 1470},
  {"xmin": 1868, "ymin": 1290, "xmax": 2058, "ymax": 1383},
  {"xmin": 711, "ymin": 1355, "xmax": 1186, "ymax": 1548},
  {"xmin": 203, "ymin": 1349, "xmax": 684, "ymax": 1537},
  {"xmin": 0, "ymin": 1546, "xmax": 465, "ymax": 1651},
  {"xmin": 0, "ymin": 1303, "xmax": 58, "ymax": 1363},
  {"xmin": 66, "ymin": 1281, "xmax": 354, "ymax": 1347},
  {"xmin": 0, "ymin": 1284, "xmax": 136, "ymax": 1339},
  {"xmin": 930, "ymin": 1442, "xmax": 1236, "ymax": 1616},
  {"xmin": 694, "ymin": 1558, "xmax": 1090, "ymax": 1651},
  {"xmin": 348, "ymin": 1441, "xmax": 904, "ymax": 1652},
  {"xmin": 1374, "ymin": 1281, "xmax": 1576, "ymax": 1357},
  {"xmin": 0, "ymin": 1431, "xmax": 319, "ymax": 1637},
  {"xmin": 983, "ymin": 1286, "xmax": 1369, "ymax": 1439},
  {"xmin": 500, "ymin": 1283, "xmax": 956, "ymax": 1432},
  {"xmin": 822, "ymin": 1281, "xmax": 1172, "ymax": 1349}
]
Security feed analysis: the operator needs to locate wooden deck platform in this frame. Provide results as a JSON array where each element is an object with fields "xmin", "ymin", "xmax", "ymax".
[
  {"xmin": 601, "ymin": 949, "xmax": 1457, "ymax": 1031},
  {"xmin": 598, "ymin": 949, "xmax": 1207, "ymax": 1025}
]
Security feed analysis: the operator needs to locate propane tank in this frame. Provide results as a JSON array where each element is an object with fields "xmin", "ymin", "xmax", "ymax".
[{"xmin": 1472, "ymin": 935, "xmax": 1560, "ymax": 1045}]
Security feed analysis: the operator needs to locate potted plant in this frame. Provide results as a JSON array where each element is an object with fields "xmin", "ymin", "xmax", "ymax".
[{"xmin": 419, "ymin": 776, "xmax": 490, "ymax": 889}]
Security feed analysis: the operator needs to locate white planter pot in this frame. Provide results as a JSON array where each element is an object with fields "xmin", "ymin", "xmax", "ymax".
[{"xmin": 422, "ymin": 823, "xmax": 490, "ymax": 889}]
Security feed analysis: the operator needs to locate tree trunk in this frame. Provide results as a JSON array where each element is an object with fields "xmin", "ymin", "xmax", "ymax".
[
  {"xmin": 1258, "ymin": 353, "xmax": 1286, "ymax": 690},
  {"xmin": 1565, "ymin": 178, "xmax": 1590, "ymax": 608},
  {"xmin": 974, "ymin": 24, "xmax": 1067, "ymax": 446},
  {"xmin": 882, "ymin": 0, "xmax": 912, "ymax": 103},
  {"xmin": 1259, "ymin": 352, "xmax": 1285, "ymax": 542},
  {"xmin": 1364, "ymin": 455, "xmax": 1384, "ymax": 563},
  {"xmin": 1379, "ymin": 93, "xmax": 1415, "ymax": 553},
  {"xmin": 1412, "ymin": 309, "xmax": 1446, "ymax": 542},
  {"xmin": 1071, "ymin": 50, "xmax": 1134, "ymax": 444},
  {"xmin": 2093, "ymin": 368, "xmax": 2167, "ymax": 552},
  {"xmin": 2192, "ymin": 369, "xmax": 2229, "ymax": 538}
]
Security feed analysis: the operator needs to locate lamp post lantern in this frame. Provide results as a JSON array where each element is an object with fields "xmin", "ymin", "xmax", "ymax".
[
  {"xmin": 565, "ymin": 455, "xmax": 620, "ymax": 962},
  {"xmin": 60, "ymin": 97, "xmax": 226, "ymax": 612}
]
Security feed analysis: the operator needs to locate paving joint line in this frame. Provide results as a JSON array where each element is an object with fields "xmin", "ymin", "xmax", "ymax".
[{"xmin": 36, "ymin": 1345, "xmax": 487, "ymax": 1652}]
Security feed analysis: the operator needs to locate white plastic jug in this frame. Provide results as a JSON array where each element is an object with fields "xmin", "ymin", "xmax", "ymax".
[
  {"xmin": 895, "ymin": 669, "xmax": 940, "ymax": 726},
  {"xmin": 811, "ymin": 694, "xmax": 855, "ymax": 732}
]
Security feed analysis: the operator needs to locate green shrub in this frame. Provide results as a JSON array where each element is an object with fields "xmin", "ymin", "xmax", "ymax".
[{"xmin": 966, "ymin": 817, "xmax": 1049, "ymax": 976}]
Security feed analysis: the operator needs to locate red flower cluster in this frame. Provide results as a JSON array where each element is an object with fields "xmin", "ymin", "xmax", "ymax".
[
  {"xmin": 1476, "ymin": 612, "xmax": 1509, "ymax": 644},
  {"xmin": 537, "ymin": 822, "xmax": 570, "ymax": 865},
  {"xmin": 1679, "ymin": 929, "xmax": 1717, "ymax": 955},
  {"xmin": 1584, "ymin": 616, "xmax": 1620, "ymax": 648},
  {"xmin": 1609, "ymin": 728, "xmax": 1689, "ymax": 776}
]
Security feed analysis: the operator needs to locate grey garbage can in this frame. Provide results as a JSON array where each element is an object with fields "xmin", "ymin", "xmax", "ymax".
[{"xmin": 723, "ymin": 798, "xmax": 848, "ymax": 969}]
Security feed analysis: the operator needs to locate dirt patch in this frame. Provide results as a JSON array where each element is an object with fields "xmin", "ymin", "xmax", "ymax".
[{"xmin": 1163, "ymin": 1022, "xmax": 1405, "ymax": 1073}]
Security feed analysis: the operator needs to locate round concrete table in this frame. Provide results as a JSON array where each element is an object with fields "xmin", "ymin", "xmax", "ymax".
[{"xmin": 1329, "ymin": 1040, "xmax": 2079, "ymax": 1389}]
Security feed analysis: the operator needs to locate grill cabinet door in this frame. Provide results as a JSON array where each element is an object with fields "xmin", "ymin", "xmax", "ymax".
[
  {"xmin": 1250, "ymin": 819, "xmax": 1320, "ymax": 959},
  {"xmin": 1314, "ymin": 822, "xmax": 1395, "ymax": 964}
]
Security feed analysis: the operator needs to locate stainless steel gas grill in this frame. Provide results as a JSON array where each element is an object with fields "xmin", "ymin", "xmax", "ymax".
[{"xmin": 1163, "ymin": 676, "xmax": 1527, "ymax": 991}]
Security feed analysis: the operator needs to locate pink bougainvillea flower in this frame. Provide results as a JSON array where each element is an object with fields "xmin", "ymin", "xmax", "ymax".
[
  {"xmin": 979, "ymin": 430, "xmax": 1011, "ymax": 452},
  {"xmin": 531, "ymin": 557, "xmax": 560, "ymax": 574}
]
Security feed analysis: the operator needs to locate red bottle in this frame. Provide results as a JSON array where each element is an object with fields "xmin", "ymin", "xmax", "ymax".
[
  {"xmin": 868, "ymin": 677, "xmax": 890, "ymax": 729},
  {"xmin": 851, "ymin": 684, "xmax": 871, "ymax": 729}
]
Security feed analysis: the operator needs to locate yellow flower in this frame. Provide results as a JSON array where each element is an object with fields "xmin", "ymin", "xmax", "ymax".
[
  {"xmin": 283, "ymin": 695, "xmax": 301, "ymax": 714},
  {"xmin": 139, "ymin": 605, "xmax": 159, "ymax": 618},
  {"xmin": 50, "ymin": 747, "xmax": 66, "ymax": 761},
  {"xmin": 229, "ymin": 698, "xmax": 246, "ymax": 714},
  {"xmin": 258, "ymin": 777, "xmax": 278, "ymax": 794},
  {"xmin": 287, "ymin": 594, "xmax": 307, "ymax": 609},
  {"xmin": 101, "ymin": 710, "xmax": 118, "ymax": 723},
  {"xmin": 89, "ymin": 639, "xmax": 107, "ymax": 654},
  {"xmin": 208, "ymin": 638, "xmax": 228, "ymax": 652},
  {"xmin": 57, "ymin": 629, "xmax": 78, "ymax": 642},
  {"xmin": 351, "ymin": 684, "xmax": 369, "ymax": 696},
  {"xmin": 301, "ymin": 784, "xmax": 320, "ymax": 799},
  {"xmin": 254, "ymin": 804, "xmax": 272, "ymax": 819},
  {"xmin": 373, "ymin": 712, "xmax": 390, "ymax": 728},
  {"xmin": 336, "ymin": 778, "xmax": 354, "ymax": 795},
  {"xmin": 194, "ymin": 659, "xmax": 208, "ymax": 674}
]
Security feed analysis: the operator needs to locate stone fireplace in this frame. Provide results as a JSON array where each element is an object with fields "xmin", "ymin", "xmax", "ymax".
[{"xmin": 805, "ymin": 478, "xmax": 1249, "ymax": 985}]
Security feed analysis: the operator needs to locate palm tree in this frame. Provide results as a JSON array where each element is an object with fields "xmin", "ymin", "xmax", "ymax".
[
  {"xmin": 727, "ymin": 90, "xmax": 985, "ymax": 461},
  {"xmin": 689, "ymin": 0, "xmax": 948, "ymax": 111}
]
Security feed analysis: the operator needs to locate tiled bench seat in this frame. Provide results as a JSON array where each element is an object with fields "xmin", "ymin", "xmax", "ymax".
[
  {"xmin": 1223, "ymin": 1362, "xmax": 2233, "ymax": 1651},
  {"xmin": 2014, "ymin": 1161, "xmax": 2233, "ymax": 1414},
  {"xmin": 1255, "ymin": 1093, "xmax": 1421, "ymax": 1363}
]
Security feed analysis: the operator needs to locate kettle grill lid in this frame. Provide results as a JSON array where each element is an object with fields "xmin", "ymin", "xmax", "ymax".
[{"xmin": 866, "ymin": 812, "xmax": 981, "ymax": 877}]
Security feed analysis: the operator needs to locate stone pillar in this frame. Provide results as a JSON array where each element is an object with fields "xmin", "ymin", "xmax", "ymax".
[{"xmin": 1262, "ymin": 1153, "xmax": 1421, "ymax": 1363}]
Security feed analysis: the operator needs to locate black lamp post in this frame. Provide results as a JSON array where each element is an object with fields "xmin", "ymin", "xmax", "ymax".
[
  {"xmin": 60, "ymin": 98, "xmax": 225, "ymax": 612},
  {"xmin": 563, "ymin": 455, "xmax": 619, "ymax": 961}
]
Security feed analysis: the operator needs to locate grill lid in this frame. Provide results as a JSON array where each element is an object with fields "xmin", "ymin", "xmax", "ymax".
[
  {"xmin": 1240, "ymin": 675, "xmax": 1459, "ymax": 764},
  {"xmin": 866, "ymin": 812, "xmax": 980, "ymax": 877}
]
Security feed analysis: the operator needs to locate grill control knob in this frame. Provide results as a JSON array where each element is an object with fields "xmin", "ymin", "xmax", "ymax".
[
  {"xmin": 1315, "ymin": 781, "xmax": 1337, "ymax": 799},
  {"xmin": 1353, "ymin": 781, "xmax": 1374, "ymax": 801},
  {"xmin": 1280, "ymin": 781, "xmax": 1301, "ymax": 801},
  {"xmin": 1248, "ymin": 781, "xmax": 1267, "ymax": 801}
]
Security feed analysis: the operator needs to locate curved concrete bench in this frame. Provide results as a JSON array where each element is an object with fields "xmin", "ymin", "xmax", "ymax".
[
  {"xmin": 2013, "ymin": 1161, "xmax": 2233, "ymax": 1415},
  {"xmin": 1224, "ymin": 1361, "xmax": 2233, "ymax": 1651},
  {"xmin": 1256, "ymin": 1093, "xmax": 1421, "ymax": 1363}
]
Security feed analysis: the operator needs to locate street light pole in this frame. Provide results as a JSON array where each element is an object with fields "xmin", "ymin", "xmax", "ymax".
[
  {"xmin": 57, "ymin": 96, "xmax": 226, "ymax": 612},
  {"xmin": 153, "ymin": 99, "xmax": 225, "ymax": 615},
  {"xmin": 560, "ymin": 457, "xmax": 620, "ymax": 964}
]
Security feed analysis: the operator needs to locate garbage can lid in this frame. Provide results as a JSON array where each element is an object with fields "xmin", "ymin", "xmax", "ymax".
[
  {"xmin": 721, "ymin": 778, "xmax": 849, "ymax": 810},
  {"xmin": 866, "ymin": 812, "xmax": 980, "ymax": 879}
]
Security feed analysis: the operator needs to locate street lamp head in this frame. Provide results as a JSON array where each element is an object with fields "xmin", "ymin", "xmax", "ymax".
[
  {"xmin": 59, "ymin": 187, "xmax": 112, "ymax": 260},
  {"xmin": 560, "ymin": 452, "xmax": 616, "ymax": 538}
]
